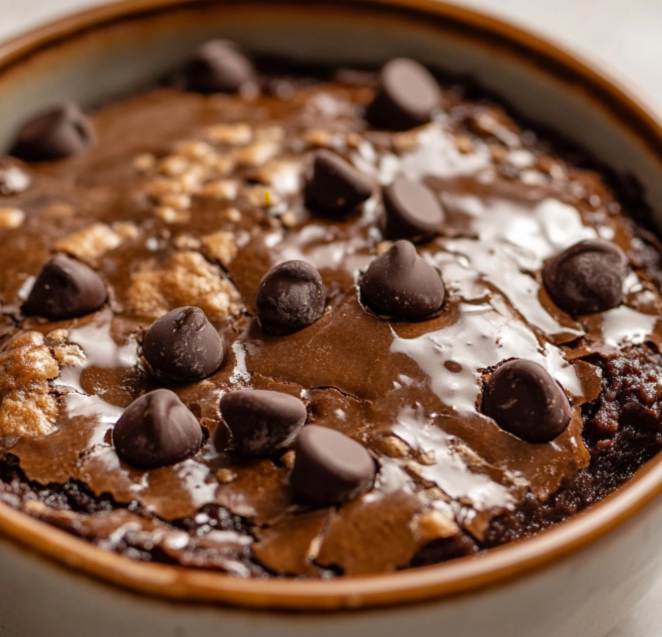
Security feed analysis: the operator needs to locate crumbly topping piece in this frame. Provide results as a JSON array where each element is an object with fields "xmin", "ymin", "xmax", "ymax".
[
  {"xmin": 154, "ymin": 206, "xmax": 191, "ymax": 224},
  {"xmin": 232, "ymin": 141, "xmax": 280, "ymax": 167},
  {"xmin": 54, "ymin": 223, "xmax": 122, "ymax": 259},
  {"xmin": 199, "ymin": 180, "xmax": 239, "ymax": 200},
  {"xmin": 255, "ymin": 159, "xmax": 302, "ymax": 194},
  {"xmin": 52, "ymin": 344, "xmax": 86, "ymax": 367},
  {"xmin": 303, "ymin": 129, "xmax": 337, "ymax": 148},
  {"xmin": 126, "ymin": 250, "xmax": 242, "ymax": 321},
  {"xmin": 204, "ymin": 123, "xmax": 253, "ymax": 146},
  {"xmin": 200, "ymin": 231, "xmax": 238, "ymax": 266},
  {"xmin": 412, "ymin": 508, "xmax": 459, "ymax": 543},
  {"xmin": 112, "ymin": 221, "xmax": 140, "ymax": 240},
  {"xmin": 133, "ymin": 153, "xmax": 156, "ymax": 172},
  {"xmin": 244, "ymin": 184, "xmax": 281, "ymax": 208},
  {"xmin": 377, "ymin": 433, "xmax": 411, "ymax": 458},
  {"xmin": 0, "ymin": 332, "xmax": 60, "ymax": 437},
  {"xmin": 0, "ymin": 207, "xmax": 25, "ymax": 229}
]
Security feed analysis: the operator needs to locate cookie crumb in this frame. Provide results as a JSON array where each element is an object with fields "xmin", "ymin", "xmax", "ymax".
[
  {"xmin": 454, "ymin": 135, "xmax": 474, "ymax": 154},
  {"xmin": 205, "ymin": 123, "xmax": 252, "ymax": 146},
  {"xmin": 232, "ymin": 141, "xmax": 280, "ymax": 167},
  {"xmin": 223, "ymin": 208, "xmax": 242, "ymax": 223},
  {"xmin": 0, "ymin": 207, "xmax": 25, "ymax": 229},
  {"xmin": 126, "ymin": 251, "xmax": 242, "ymax": 321},
  {"xmin": 412, "ymin": 509, "xmax": 459, "ymax": 543},
  {"xmin": 133, "ymin": 153, "xmax": 156, "ymax": 173},
  {"xmin": 304, "ymin": 129, "xmax": 334, "ymax": 148},
  {"xmin": 200, "ymin": 231, "xmax": 238, "ymax": 266},
  {"xmin": 54, "ymin": 223, "xmax": 122, "ymax": 259},
  {"xmin": 381, "ymin": 434, "xmax": 410, "ymax": 458},
  {"xmin": 199, "ymin": 180, "xmax": 238, "ymax": 201},
  {"xmin": 46, "ymin": 329, "xmax": 69, "ymax": 343},
  {"xmin": 376, "ymin": 241, "xmax": 394, "ymax": 256},
  {"xmin": 244, "ymin": 184, "xmax": 281, "ymax": 207},
  {"xmin": 113, "ymin": 221, "xmax": 140, "ymax": 240},
  {"xmin": 216, "ymin": 468, "xmax": 237, "ymax": 483},
  {"xmin": 154, "ymin": 206, "xmax": 191, "ymax": 224},
  {"xmin": 53, "ymin": 344, "xmax": 86, "ymax": 367},
  {"xmin": 173, "ymin": 234, "xmax": 201, "ymax": 251},
  {"xmin": 0, "ymin": 332, "xmax": 61, "ymax": 437},
  {"xmin": 281, "ymin": 450, "xmax": 296, "ymax": 469}
]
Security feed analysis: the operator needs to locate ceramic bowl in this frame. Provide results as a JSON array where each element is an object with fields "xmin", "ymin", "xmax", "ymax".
[{"xmin": 1, "ymin": 2, "xmax": 662, "ymax": 636}]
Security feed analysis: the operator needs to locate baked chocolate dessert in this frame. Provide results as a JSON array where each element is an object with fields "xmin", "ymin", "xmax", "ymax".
[{"xmin": 1, "ymin": 41, "xmax": 662, "ymax": 578}]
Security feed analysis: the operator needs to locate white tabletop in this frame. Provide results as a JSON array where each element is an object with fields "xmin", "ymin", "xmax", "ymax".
[{"xmin": 0, "ymin": 1, "xmax": 661, "ymax": 635}]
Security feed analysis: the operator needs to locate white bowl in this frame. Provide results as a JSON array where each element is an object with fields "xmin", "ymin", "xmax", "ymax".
[{"xmin": 1, "ymin": 2, "xmax": 662, "ymax": 636}]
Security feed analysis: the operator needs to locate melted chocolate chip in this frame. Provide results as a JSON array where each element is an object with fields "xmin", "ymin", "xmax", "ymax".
[
  {"xmin": 182, "ymin": 40, "xmax": 255, "ymax": 94},
  {"xmin": 304, "ymin": 150, "xmax": 374, "ymax": 214},
  {"xmin": 361, "ymin": 240, "xmax": 445, "ymax": 320},
  {"xmin": 256, "ymin": 260, "xmax": 326, "ymax": 335},
  {"xmin": 483, "ymin": 359, "xmax": 572, "ymax": 443},
  {"xmin": 113, "ymin": 389, "xmax": 203, "ymax": 470},
  {"xmin": 365, "ymin": 58, "xmax": 440, "ymax": 130},
  {"xmin": 290, "ymin": 425, "xmax": 376, "ymax": 506},
  {"xmin": 220, "ymin": 389, "xmax": 307, "ymax": 458},
  {"xmin": 542, "ymin": 239, "xmax": 627, "ymax": 315},
  {"xmin": 383, "ymin": 177, "xmax": 444, "ymax": 241},
  {"xmin": 143, "ymin": 306, "xmax": 224, "ymax": 383},
  {"xmin": 10, "ymin": 103, "xmax": 95, "ymax": 162},
  {"xmin": 24, "ymin": 255, "xmax": 107, "ymax": 320}
]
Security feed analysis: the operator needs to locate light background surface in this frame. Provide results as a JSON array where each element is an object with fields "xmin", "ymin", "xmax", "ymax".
[{"xmin": 0, "ymin": 0, "xmax": 660, "ymax": 635}]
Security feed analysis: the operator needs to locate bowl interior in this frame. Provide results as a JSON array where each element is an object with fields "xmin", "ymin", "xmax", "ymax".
[{"xmin": 2, "ymin": 0, "xmax": 662, "ymax": 611}]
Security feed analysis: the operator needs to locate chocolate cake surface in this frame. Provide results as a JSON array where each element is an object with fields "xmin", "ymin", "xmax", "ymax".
[{"xmin": 1, "ymin": 45, "xmax": 662, "ymax": 578}]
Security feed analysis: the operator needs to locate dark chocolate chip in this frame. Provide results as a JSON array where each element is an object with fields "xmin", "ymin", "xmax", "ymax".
[
  {"xmin": 113, "ymin": 389, "xmax": 203, "ymax": 470},
  {"xmin": 256, "ymin": 260, "xmax": 326, "ymax": 335},
  {"xmin": 220, "ymin": 389, "xmax": 307, "ymax": 458},
  {"xmin": 304, "ymin": 150, "xmax": 374, "ymax": 214},
  {"xmin": 361, "ymin": 240, "xmax": 445, "ymax": 320},
  {"xmin": 182, "ymin": 40, "xmax": 255, "ymax": 94},
  {"xmin": 10, "ymin": 103, "xmax": 95, "ymax": 162},
  {"xmin": 290, "ymin": 425, "xmax": 375, "ymax": 506},
  {"xmin": 143, "ymin": 306, "xmax": 224, "ymax": 383},
  {"xmin": 383, "ymin": 177, "xmax": 444, "ymax": 242},
  {"xmin": 483, "ymin": 359, "xmax": 572, "ymax": 443},
  {"xmin": 365, "ymin": 58, "xmax": 440, "ymax": 131},
  {"xmin": 542, "ymin": 239, "xmax": 627, "ymax": 315},
  {"xmin": 24, "ymin": 255, "xmax": 107, "ymax": 320}
]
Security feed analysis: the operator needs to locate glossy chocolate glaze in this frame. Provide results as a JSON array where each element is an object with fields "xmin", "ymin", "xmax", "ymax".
[{"xmin": 1, "ymin": 63, "xmax": 662, "ymax": 577}]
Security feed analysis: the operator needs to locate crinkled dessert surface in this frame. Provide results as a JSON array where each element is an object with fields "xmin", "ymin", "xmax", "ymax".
[{"xmin": 2, "ymin": 62, "xmax": 662, "ymax": 578}]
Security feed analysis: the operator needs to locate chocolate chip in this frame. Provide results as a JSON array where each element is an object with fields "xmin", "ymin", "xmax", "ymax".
[
  {"xmin": 10, "ymin": 103, "xmax": 95, "ymax": 162},
  {"xmin": 182, "ymin": 40, "xmax": 255, "ymax": 94},
  {"xmin": 220, "ymin": 389, "xmax": 307, "ymax": 458},
  {"xmin": 24, "ymin": 255, "xmax": 107, "ymax": 320},
  {"xmin": 361, "ymin": 240, "xmax": 445, "ymax": 320},
  {"xmin": 304, "ymin": 150, "xmax": 374, "ymax": 214},
  {"xmin": 542, "ymin": 239, "xmax": 627, "ymax": 315},
  {"xmin": 290, "ymin": 425, "xmax": 375, "ymax": 506},
  {"xmin": 365, "ymin": 58, "xmax": 440, "ymax": 131},
  {"xmin": 113, "ymin": 389, "xmax": 203, "ymax": 469},
  {"xmin": 143, "ymin": 306, "xmax": 224, "ymax": 383},
  {"xmin": 483, "ymin": 359, "xmax": 572, "ymax": 443},
  {"xmin": 383, "ymin": 177, "xmax": 444, "ymax": 242},
  {"xmin": 256, "ymin": 260, "xmax": 326, "ymax": 335}
]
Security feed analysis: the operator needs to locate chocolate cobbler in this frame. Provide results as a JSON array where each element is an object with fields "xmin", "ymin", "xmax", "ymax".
[{"xmin": 0, "ymin": 42, "xmax": 661, "ymax": 578}]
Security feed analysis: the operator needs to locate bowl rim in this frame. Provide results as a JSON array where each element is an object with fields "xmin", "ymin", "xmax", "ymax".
[{"xmin": 2, "ymin": 0, "xmax": 662, "ymax": 613}]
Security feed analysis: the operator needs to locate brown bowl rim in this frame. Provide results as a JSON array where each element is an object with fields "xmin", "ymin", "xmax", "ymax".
[{"xmin": 2, "ymin": 0, "xmax": 662, "ymax": 613}]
